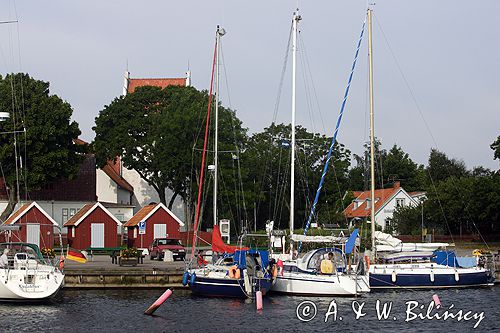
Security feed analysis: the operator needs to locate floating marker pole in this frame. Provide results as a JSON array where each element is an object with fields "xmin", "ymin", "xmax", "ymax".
[
  {"xmin": 432, "ymin": 294, "xmax": 441, "ymax": 309},
  {"xmin": 144, "ymin": 289, "xmax": 173, "ymax": 315},
  {"xmin": 256, "ymin": 291, "xmax": 263, "ymax": 310}
]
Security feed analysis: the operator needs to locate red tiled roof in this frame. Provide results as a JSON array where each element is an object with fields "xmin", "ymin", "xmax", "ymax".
[
  {"xmin": 102, "ymin": 162, "xmax": 134, "ymax": 193},
  {"xmin": 123, "ymin": 203, "xmax": 157, "ymax": 227},
  {"xmin": 408, "ymin": 191, "xmax": 426, "ymax": 197},
  {"xmin": 3, "ymin": 203, "xmax": 32, "ymax": 225},
  {"xmin": 127, "ymin": 78, "xmax": 186, "ymax": 93},
  {"xmin": 63, "ymin": 203, "xmax": 94, "ymax": 227},
  {"xmin": 73, "ymin": 138, "xmax": 88, "ymax": 145},
  {"xmin": 344, "ymin": 187, "xmax": 400, "ymax": 218}
]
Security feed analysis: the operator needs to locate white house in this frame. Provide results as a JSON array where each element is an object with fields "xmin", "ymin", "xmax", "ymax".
[{"xmin": 344, "ymin": 181, "xmax": 418, "ymax": 231}]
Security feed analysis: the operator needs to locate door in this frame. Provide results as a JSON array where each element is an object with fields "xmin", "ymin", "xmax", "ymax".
[
  {"xmin": 153, "ymin": 224, "xmax": 167, "ymax": 239},
  {"xmin": 26, "ymin": 224, "xmax": 40, "ymax": 247},
  {"xmin": 91, "ymin": 223, "xmax": 105, "ymax": 248}
]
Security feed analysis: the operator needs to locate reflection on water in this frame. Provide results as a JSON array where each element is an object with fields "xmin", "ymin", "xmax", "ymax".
[{"xmin": 0, "ymin": 287, "xmax": 498, "ymax": 332}]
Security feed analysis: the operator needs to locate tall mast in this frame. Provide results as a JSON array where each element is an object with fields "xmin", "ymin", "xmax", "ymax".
[
  {"xmin": 367, "ymin": 8, "xmax": 376, "ymax": 258},
  {"xmin": 290, "ymin": 9, "xmax": 301, "ymax": 251},
  {"xmin": 214, "ymin": 26, "xmax": 225, "ymax": 226}
]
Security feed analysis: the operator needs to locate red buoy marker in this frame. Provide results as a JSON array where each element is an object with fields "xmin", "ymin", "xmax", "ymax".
[
  {"xmin": 432, "ymin": 294, "xmax": 441, "ymax": 309},
  {"xmin": 256, "ymin": 291, "xmax": 263, "ymax": 310},
  {"xmin": 144, "ymin": 289, "xmax": 173, "ymax": 315}
]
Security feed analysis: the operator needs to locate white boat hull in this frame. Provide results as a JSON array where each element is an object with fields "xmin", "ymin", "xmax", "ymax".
[
  {"xmin": 0, "ymin": 266, "xmax": 64, "ymax": 301},
  {"xmin": 272, "ymin": 271, "xmax": 370, "ymax": 296}
]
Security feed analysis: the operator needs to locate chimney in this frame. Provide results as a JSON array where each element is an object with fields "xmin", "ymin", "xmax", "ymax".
[{"xmin": 393, "ymin": 181, "xmax": 401, "ymax": 189}]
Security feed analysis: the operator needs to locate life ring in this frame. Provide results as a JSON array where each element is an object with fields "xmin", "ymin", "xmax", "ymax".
[
  {"xmin": 228, "ymin": 265, "xmax": 240, "ymax": 279},
  {"xmin": 364, "ymin": 255, "xmax": 370, "ymax": 270},
  {"xmin": 59, "ymin": 255, "xmax": 65, "ymax": 270}
]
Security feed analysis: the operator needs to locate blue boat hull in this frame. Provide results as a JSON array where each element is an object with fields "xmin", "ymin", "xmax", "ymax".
[
  {"xmin": 370, "ymin": 270, "xmax": 494, "ymax": 289},
  {"xmin": 189, "ymin": 276, "xmax": 273, "ymax": 298}
]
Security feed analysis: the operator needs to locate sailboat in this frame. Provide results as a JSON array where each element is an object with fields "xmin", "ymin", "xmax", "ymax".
[
  {"xmin": 184, "ymin": 26, "xmax": 274, "ymax": 298},
  {"xmin": 270, "ymin": 9, "xmax": 370, "ymax": 296},
  {"xmin": 362, "ymin": 7, "xmax": 494, "ymax": 289},
  {"xmin": 0, "ymin": 109, "xmax": 65, "ymax": 301},
  {"xmin": 0, "ymin": 241, "xmax": 64, "ymax": 301}
]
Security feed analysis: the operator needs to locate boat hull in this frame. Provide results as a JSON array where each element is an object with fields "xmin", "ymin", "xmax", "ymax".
[
  {"xmin": 189, "ymin": 274, "xmax": 273, "ymax": 298},
  {"xmin": 0, "ymin": 267, "xmax": 64, "ymax": 301},
  {"xmin": 369, "ymin": 264, "xmax": 494, "ymax": 289},
  {"xmin": 272, "ymin": 272, "xmax": 370, "ymax": 296}
]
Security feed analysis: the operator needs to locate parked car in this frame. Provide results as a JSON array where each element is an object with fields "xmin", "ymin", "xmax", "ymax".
[{"xmin": 149, "ymin": 238, "xmax": 186, "ymax": 261}]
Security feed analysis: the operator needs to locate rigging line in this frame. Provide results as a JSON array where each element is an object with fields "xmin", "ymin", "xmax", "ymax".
[
  {"xmin": 372, "ymin": 14, "xmax": 460, "ymax": 243},
  {"xmin": 191, "ymin": 37, "xmax": 217, "ymax": 259},
  {"xmin": 220, "ymin": 45, "xmax": 249, "ymax": 224},
  {"xmin": 297, "ymin": 35, "xmax": 316, "ymax": 134},
  {"xmin": 299, "ymin": 15, "xmax": 367, "ymax": 253},
  {"xmin": 272, "ymin": 22, "xmax": 293, "ymax": 124},
  {"xmin": 299, "ymin": 30, "xmax": 327, "ymax": 134}
]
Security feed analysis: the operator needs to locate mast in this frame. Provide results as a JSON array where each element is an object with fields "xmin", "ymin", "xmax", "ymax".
[
  {"xmin": 214, "ymin": 26, "xmax": 225, "ymax": 226},
  {"xmin": 290, "ymin": 9, "xmax": 301, "ymax": 254},
  {"xmin": 367, "ymin": 8, "xmax": 376, "ymax": 258}
]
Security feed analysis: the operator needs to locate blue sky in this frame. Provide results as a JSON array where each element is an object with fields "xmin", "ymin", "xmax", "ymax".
[{"xmin": 0, "ymin": 0, "xmax": 498, "ymax": 170}]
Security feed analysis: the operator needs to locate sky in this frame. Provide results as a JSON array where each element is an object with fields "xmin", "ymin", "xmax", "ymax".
[{"xmin": 0, "ymin": 0, "xmax": 498, "ymax": 170}]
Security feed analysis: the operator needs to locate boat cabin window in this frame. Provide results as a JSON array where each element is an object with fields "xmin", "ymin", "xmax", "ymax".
[{"xmin": 306, "ymin": 249, "xmax": 345, "ymax": 271}]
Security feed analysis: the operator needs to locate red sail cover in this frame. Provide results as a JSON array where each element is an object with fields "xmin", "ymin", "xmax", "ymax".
[{"xmin": 211, "ymin": 225, "xmax": 248, "ymax": 254}]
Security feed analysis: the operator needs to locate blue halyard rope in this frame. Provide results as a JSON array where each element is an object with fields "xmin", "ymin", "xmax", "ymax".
[{"xmin": 298, "ymin": 16, "xmax": 367, "ymax": 253}]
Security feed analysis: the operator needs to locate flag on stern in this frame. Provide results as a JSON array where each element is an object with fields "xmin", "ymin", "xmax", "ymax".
[{"xmin": 66, "ymin": 249, "xmax": 88, "ymax": 263}]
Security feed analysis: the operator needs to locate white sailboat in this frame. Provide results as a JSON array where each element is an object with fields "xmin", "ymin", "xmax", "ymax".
[
  {"xmin": 363, "ymin": 7, "xmax": 494, "ymax": 289},
  {"xmin": 0, "ymin": 241, "xmax": 64, "ymax": 301},
  {"xmin": 271, "ymin": 9, "xmax": 370, "ymax": 296},
  {"xmin": 0, "ymin": 109, "xmax": 64, "ymax": 301}
]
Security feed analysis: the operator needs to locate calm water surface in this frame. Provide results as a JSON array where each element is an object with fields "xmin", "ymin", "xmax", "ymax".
[{"xmin": 0, "ymin": 287, "xmax": 499, "ymax": 332}]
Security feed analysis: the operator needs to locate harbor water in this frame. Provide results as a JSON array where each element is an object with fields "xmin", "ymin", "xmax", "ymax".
[{"xmin": 0, "ymin": 287, "xmax": 499, "ymax": 332}]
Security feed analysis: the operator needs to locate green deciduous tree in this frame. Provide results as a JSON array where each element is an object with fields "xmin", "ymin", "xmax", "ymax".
[
  {"xmin": 93, "ymin": 85, "xmax": 247, "ymax": 228},
  {"xmin": 491, "ymin": 135, "xmax": 500, "ymax": 162},
  {"xmin": 0, "ymin": 73, "xmax": 82, "ymax": 221}
]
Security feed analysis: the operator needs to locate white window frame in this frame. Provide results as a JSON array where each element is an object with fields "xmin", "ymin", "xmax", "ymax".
[
  {"xmin": 71, "ymin": 227, "xmax": 75, "ymax": 238},
  {"xmin": 62, "ymin": 208, "xmax": 69, "ymax": 223},
  {"xmin": 133, "ymin": 228, "xmax": 137, "ymax": 238}
]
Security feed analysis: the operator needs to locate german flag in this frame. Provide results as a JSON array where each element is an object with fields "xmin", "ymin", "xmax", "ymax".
[{"xmin": 66, "ymin": 249, "xmax": 88, "ymax": 263}]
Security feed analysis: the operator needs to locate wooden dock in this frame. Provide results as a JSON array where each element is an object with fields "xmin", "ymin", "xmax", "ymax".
[{"xmin": 63, "ymin": 255, "xmax": 188, "ymax": 288}]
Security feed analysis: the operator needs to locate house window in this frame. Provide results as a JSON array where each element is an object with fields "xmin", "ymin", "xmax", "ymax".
[
  {"xmin": 70, "ymin": 208, "xmax": 77, "ymax": 218},
  {"xmin": 133, "ymin": 228, "xmax": 137, "ymax": 238},
  {"xmin": 396, "ymin": 198, "xmax": 405, "ymax": 207},
  {"xmin": 71, "ymin": 227, "xmax": 75, "ymax": 238},
  {"xmin": 62, "ymin": 209, "xmax": 69, "ymax": 223}
]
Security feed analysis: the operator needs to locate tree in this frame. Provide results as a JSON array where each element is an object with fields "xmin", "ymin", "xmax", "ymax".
[
  {"xmin": 243, "ymin": 123, "xmax": 351, "ymax": 230},
  {"xmin": 93, "ymin": 85, "xmax": 247, "ymax": 221},
  {"xmin": 0, "ymin": 73, "xmax": 82, "ymax": 221},
  {"xmin": 382, "ymin": 144, "xmax": 423, "ymax": 191},
  {"xmin": 426, "ymin": 148, "xmax": 468, "ymax": 183},
  {"xmin": 349, "ymin": 138, "xmax": 387, "ymax": 191},
  {"xmin": 491, "ymin": 135, "xmax": 500, "ymax": 162}
]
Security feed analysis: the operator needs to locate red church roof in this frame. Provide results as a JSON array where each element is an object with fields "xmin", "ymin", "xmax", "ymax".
[{"xmin": 127, "ymin": 78, "xmax": 186, "ymax": 93}]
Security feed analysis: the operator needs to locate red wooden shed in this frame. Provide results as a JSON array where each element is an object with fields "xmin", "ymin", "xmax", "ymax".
[
  {"xmin": 123, "ymin": 203, "xmax": 184, "ymax": 249},
  {"xmin": 2, "ymin": 202, "xmax": 59, "ymax": 249},
  {"xmin": 63, "ymin": 202, "xmax": 122, "ymax": 250}
]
